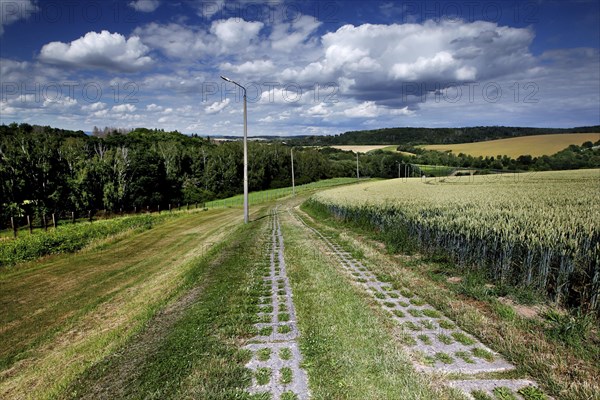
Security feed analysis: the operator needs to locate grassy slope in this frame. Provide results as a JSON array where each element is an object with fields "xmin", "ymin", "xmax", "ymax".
[
  {"xmin": 281, "ymin": 203, "xmax": 462, "ymax": 400},
  {"xmin": 299, "ymin": 202, "xmax": 600, "ymax": 400},
  {"xmin": 64, "ymin": 206, "xmax": 271, "ymax": 399},
  {"xmin": 422, "ymin": 133, "xmax": 600, "ymax": 158},
  {"xmin": 0, "ymin": 208, "xmax": 243, "ymax": 399}
]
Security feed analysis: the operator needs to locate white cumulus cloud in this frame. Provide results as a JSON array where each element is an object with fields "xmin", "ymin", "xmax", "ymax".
[
  {"xmin": 112, "ymin": 104, "xmax": 137, "ymax": 113},
  {"xmin": 39, "ymin": 31, "xmax": 152, "ymax": 72},
  {"xmin": 128, "ymin": 0, "xmax": 160, "ymax": 12},
  {"xmin": 205, "ymin": 98, "xmax": 230, "ymax": 114}
]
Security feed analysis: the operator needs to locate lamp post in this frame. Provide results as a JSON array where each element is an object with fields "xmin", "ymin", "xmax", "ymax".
[
  {"xmin": 291, "ymin": 148, "xmax": 295, "ymax": 196},
  {"xmin": 221, "ymin": 75, "xmax": 249, "ymax": 224}
]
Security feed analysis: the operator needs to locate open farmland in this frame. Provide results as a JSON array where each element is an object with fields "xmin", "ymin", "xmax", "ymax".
[
  {"xmin": 422, "ymin": 133, "xmax": 600, "ymax": 158},
  {"xmin": 310, "ymin": 169, "xmax": 600, "ymax": 313}
]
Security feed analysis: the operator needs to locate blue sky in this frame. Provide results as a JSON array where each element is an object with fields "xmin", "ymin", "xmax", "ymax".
[{"xmin": 1, "ymin": 0, "xmax": 599, "ymax": 136}]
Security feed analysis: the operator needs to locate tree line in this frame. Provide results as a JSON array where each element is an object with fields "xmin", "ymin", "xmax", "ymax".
[
  {"xmin": 291, "ymin": 125, "xmax": 600, "ymax": 146},
  {"xmin": 0, "ymin": 124, "xmax": 339, "ymax": 224}
]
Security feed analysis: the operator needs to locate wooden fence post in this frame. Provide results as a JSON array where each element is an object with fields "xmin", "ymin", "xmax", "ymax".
[
  {"xmin": 42, "ymin": 214, "xmax": 47, "ymax": 231},
  {"xmin": 52, "ymin": 213, "xmax": 57, "ymax": 229},
  {"xmin": 134, "ymin": 206, "xmax": 137, "ymax": 214},
  {"xmin": 88, "ymin": 210, "xmax": 92, "ymax": 222},
  {"xmin": 169, "ymin": 203, "xmax": 172, "ymax": 212},
  {"xmin": 146, "ymin": 205, "xmax": 150, "ymax": 213},
  {"xmin": 158, "ymin": 205, "xmax": 161, "ymax": 214},
  {"xmin": 11, "ymin": 217, "xmax": 17, "ymax": 238},
  {"xmin": 27, "ymin": 215, "xmax": 32, "ymax": 234},
  {"xmin": 71, "ymin": 211, "xmax": 75, "ymax": 224}
]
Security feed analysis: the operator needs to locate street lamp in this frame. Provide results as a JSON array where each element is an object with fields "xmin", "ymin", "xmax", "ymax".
[{"xmin": 221, "ymin": 75, "xmax": 249, "ymax": 224}]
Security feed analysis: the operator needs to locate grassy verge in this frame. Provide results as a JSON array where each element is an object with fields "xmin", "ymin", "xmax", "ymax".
[
  {"xmin": 280, "ymin": 207, "xmax": 462, "ymax": 400},
  {"xmin": 300, "ymin": 202, "xmax": 600, "ymax": 400},
  {"xmin": 0, "ymin": 208, "xmax": 243, "ymax": 399},
  {"xmin": 0, "ymin": 211, "xmax": 181, "ymax": 267},
  {"xmin": 64, "ymin": 208, "xmax": 271, "ymax": 399},
  {"xmin": 205, "ymin": 177, "xmax": 368, "ymax": 208}
]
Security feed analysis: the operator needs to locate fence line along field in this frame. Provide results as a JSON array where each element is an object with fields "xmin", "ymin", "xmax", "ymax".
[
  {"xmin": 422, "ymin": 133, "xmax": 600, "ymax": 158},
  {"xmin": 309, "ymin": 169, "xmax": 600, "ymax": 313}
]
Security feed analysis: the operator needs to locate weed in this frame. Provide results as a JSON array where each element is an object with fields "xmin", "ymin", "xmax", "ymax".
[
  {"xmin": 257, "ymin": 348, "xmax": 272, "ymax": 361},
  {"xmin": 438, "ymin": 320, "xmax": 455, "ymax": 329},
  {"xmin": 422, "ymin": 309, "xmax": 442, "ymax": 318},
  {"xmin": 517, "ymin": 386, "xmax": 548, "ymax": 400},
  {"xmin": 374, "ymin": 292, "xmax": 386, "ymax": 299},
  {"xmin": 471, "ymin": 390, "xmax": 494, "ymax": 400},
  {"xmin": 420, "ymin": 320, "xmax": 435, "ymax": 329},
  {"xmin": 408, "ymin": 309, "xmax": 423, "ymax": 317},
  {"xmin": 280, "ymin": 348, "xmax": 292, "ymax": 361},
  {"xmin": 544, "ymin": 309, "xmax": 593, "ymax": 347},
  {"xmin": 259, "ymin": 327, "xmax": 273, "ymax": 336},
  {"xmin": 384, "ymin": 301, "xmax": 396, "ymax": 308},
  {"xmin": 280, "ymin": 367, "xmax": 293, "ymax": 384},
  {"xmin": 493, "ymin": 386, "xmax": 517, "ymax": 400},
  {"xmin": 417, "ymin": 334, "xmax": 432, "ymax": 345},
  {"xmin": 455, "ymin": 351, "xmax": 475, "ymax": 364},
  {"xmin": 281, "ymin": 391, "xmax": 299, "ymax": 400},
  {"xmin": 471, "ymin": 347, "xmax": 494, "ymax": 362},
  {"xmin": 399, "ymin": 288, "xmax": 413, "ymax": 298},
  {"xmin": 278, "ymin": 313, "xmax": 290, "ymax": 322},
  {"xmin": 451, "ymin": 332, "xmax": 476, "ymax": 345},
  {"xmin": 403, "ymin": 321, "xmax": 422, "ymax": 331},
  {"xmin": 397, "ymin": 301, "xmax": 409, "ymax": 307},
  {"xmin": 388, "ymin": 292, "xmax": 400, "ymax": 298},
  {"xmin": 437, "ymin": 334, "xmax": 454, "ymax": 345},
  {"xmin": 278, "ymin": 325, "xmax": 292, "ymax": 334},
  {"xmin": 435, "ymin": 352, "xmax": 454, "ymax": 364},
  {"xmin": 410, "ymin": 298, "xmax": 426, "ymax": 306},
  {"xmin": 256, "ymin": 368, "xmax": 272, "ymax": 385}
]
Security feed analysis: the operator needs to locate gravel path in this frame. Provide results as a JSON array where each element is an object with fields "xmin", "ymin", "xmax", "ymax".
[
  {"xmin": 244, "ymin": 209, "xmax": 310, "ymax": 400},
  {"xmin": 294, "ymin": 210, "xmax": 551, "ymax": 400}
]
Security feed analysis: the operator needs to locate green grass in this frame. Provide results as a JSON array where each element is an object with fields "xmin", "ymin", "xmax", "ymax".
[
  {"xmin": 256, "ymin": 368, "xmax": 272, "ymax": 385},
  {"xmin": 281, "ymin": 392, "xmax": 298, "ymax": 400},
  {"xmin": 422, "ymin": 309, "xmax": 442, "ymax": 318},
  {"xmin": 417, "ymin": 334, "xmax": 432, "ymax": 345},
  {"xmin": 438, "ymin": 320, "xmax": 455, "ymax": 330},
  {"xmin": 393, "ymin": 310, "xmax": 405, "ymax": 318},
  {"xmin": 280, "ymin": 367, "xmax": 293, "ymax": 384},
  {"xmin": 205, "ymin": 178, "xmax": 365, "ymax": 208},
  {"xmin": 472, "ymin": 347, "xmax": 495, "ymax": 362},
  {"xmin": 435, "ymin": 352, "xmax": 454, "ymax": 364},
  {"xmin": 0, "ymin": 212, "xmax": 177, "ymax": 268},
  {"xmin": 493, "ymin": 386, "xmax": 518, "ymax": 400},
  {"xmin": 278, "ymin": 313, "xmax": 290, "ymax": 322},
  {"xmin": 259, "ymin": 327, "xmax": 274, "ymax": 336},
  {"xmin": 408, "ymin": 308, "xmax": 423, "ymax": 317},
  {"xmin": 282, "ymin": 211, "xmax": 459, "ymax": 399},
  {"xmin": 420, "ymin": 320, "xmax": 436, "ymax": 329},
  {"xmin": 60, "ymin": 209, "xmax": 269, "ymax": 399},
  {"xmin": 455, "ymin": 351, "xmax": 475, "ymax": 364},
  {"xmin": 278, "ymin": 325, "xmax": 292, "ymax": 334},
  {"xmin": 0, "ymin": 208, "xmax": 244, "ymax": 399},
  {"xmin": 472, "ymin": 390, "xmax": 494, "ymax": 400},
  {"xmin": 437, "ymin": 334, "xmax": 454, "ymax": 345},
  {"xmin": 280, "ymin": 348, "xmax": 292, "ymax": 361},
  {"xmin": 257, "ymin": 348, "xmax": 272, "ymax": 362},
  {"xmin": 517, "ymin": 386, "xmax": 548, "ymax": 400},
  {"xmin": 451, "ymin": 332, "xmax": 477, "ymax": 345}
]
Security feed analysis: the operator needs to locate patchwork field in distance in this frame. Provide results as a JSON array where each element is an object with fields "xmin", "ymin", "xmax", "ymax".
[
  {"xmin": 422, "ymin": 133, "xmax": 600, "ymax": 158},
  {"xmin": 310, "ymin": 169, "xmax": 600, "ymax": 313}
]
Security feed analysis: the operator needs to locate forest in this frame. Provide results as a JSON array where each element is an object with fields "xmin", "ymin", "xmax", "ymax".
[
  {"xmin": 1, "ymin": 123, "xmax": 598, "ymax": 226},
  {"xmin": 292, "ymin": 125, "xmax": 600, "ymax": 146}
]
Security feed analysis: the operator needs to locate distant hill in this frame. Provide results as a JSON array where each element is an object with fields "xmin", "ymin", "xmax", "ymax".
[{"xmin": 290, "ymin": 126, "xmax": 600, "ymax": 146}]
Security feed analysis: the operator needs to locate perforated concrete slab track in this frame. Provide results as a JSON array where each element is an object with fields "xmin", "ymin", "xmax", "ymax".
[
  {"xmin": 293, "ymin": 211, "xmax": 551, "ymax": 399},
  {"xmin": 244, "ymin": 209, "xmax": 310, "ymax": 400}
]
